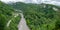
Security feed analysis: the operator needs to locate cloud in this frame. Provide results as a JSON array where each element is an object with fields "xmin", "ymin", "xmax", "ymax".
[
  {"xmin": 43, "ymin": 0, "xmax": 60, "ymax": 5},
  {"xmin": 1, "ymin": 0, "xmax": 60, "ymax": 5},
  {"xmin": 1, "ymin": 0, "xmax": 25, "ymax": 3}
]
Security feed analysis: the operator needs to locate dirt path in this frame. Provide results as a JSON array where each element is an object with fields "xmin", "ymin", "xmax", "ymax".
[
  {"xmin": 6, "ymin": 13, "xmax": 19, "ymax": 27},
  {"xmin": 18, "ymin": 13, "xmax": 30, "ymax": 30}
]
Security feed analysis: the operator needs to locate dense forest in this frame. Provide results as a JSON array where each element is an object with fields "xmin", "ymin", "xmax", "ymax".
[
  {"xmin": 11, "ymin": 2, "xmax": 60, "ymax": 30},
  {"xmin": 0, "ymin": 1, "xmax": 21, "ymax": 30},
  {"xmin": 0, "ymin": 1, "xmax": 60, "ymax": 30}
]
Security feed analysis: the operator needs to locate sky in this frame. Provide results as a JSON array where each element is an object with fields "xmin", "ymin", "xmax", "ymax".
[
  {"xmin": 0, "ymin": 0, "xmax": 57, "ymax": 3},
  {"xmin": 0, "ymin": 0, "xmax": 60, "ymax": 5}
]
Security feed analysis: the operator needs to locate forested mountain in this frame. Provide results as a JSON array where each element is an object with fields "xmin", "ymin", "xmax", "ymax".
[
  {"xmin": 0, "ymin": 1, "xmax": 60, "ymax": 30},
  {"xmin": 0, "ymin": 1, "xmax": 20, "ymax": 30},
  {"xmin": 10, "ymin": 2, "xmax": 60, "ymax": 30}
]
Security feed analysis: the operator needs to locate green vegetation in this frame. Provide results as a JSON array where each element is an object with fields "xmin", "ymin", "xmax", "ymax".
[
  {"xmin": 0, "ymin": 1, "xmax": 21, "ymax": 30},
  {"xmin": 11, "ymin": 2, "xmax": 60, "ymax": 30},
  {"xmin": 4, "ymin": 16, "xmax": 21, "ymax": 30},
  {"xmin": 0, "ymin": 1, "xmax": 60, "ymax": 30}
]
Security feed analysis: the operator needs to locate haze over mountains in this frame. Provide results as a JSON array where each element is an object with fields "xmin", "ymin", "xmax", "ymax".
[{"xmin": 1, "ymin": 0, "xmax": 60, "ymax": 5}]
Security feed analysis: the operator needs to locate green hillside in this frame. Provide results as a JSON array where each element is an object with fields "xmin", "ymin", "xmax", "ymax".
[
  {"xmin": 0, "ymin": 2, "xmax": 21, "ymax": 30},
  {"xmin": 0, "ymin": 1, "xmax": 60, "ymax": 30},
  {"xmin": 10, "ymin": 2, "xmax": 60, "ymax": 30}
]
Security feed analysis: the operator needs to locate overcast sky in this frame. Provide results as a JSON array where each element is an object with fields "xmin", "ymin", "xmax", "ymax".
[
  {"xmin": 0, "ymin": 0, "xmax": 59, "ymax": 2},
  {"xmin": 1, "ymin": 0, "xmax": 60, "ymax": 3},
  {"xmin": 0, "ymin": 0, "xmax": 60, "ymax": 5}
]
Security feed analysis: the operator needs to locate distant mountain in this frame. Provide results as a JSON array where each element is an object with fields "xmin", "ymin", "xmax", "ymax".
[
  {"xmin": 10, "ymin": 2, "xmax": 60, "ymax": 11},
  {"xmin": 1, "ymin": 0, "xmax": 60, "ymax": 6}
]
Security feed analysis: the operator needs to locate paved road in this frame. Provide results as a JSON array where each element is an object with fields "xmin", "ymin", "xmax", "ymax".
[{"xmin": 18, "ymin": 13, "xmax": 30, "ymax": 30}]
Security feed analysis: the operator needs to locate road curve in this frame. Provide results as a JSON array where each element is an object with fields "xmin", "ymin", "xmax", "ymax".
[{"xmin": 18, "ymin": 13, "xmax": 30, "ymax": 30}]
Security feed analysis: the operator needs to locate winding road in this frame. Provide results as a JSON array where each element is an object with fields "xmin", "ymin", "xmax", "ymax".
[
  {"xmin": 6, "ymin": 10, "xmax": 30, "ymax": 30},
  {"xmin": 18, "ymin": 13, "xmax": 30, "ymax": 30}
]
